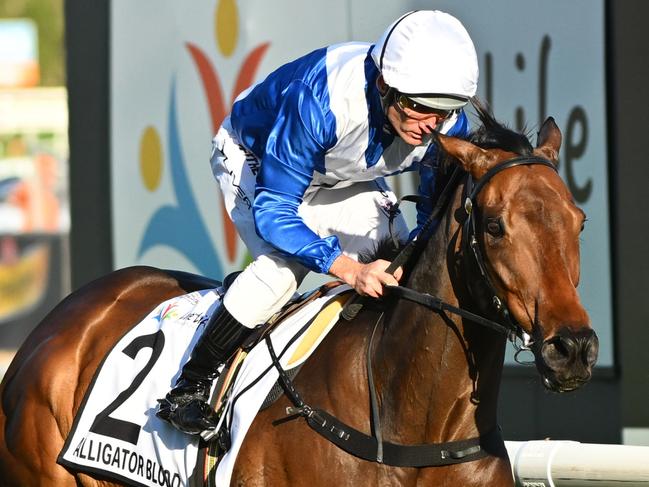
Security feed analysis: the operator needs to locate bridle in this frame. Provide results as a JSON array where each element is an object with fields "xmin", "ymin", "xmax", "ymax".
[{"xmin": 460, "ymin": 155, "xmax": 558, "ymax": 355}]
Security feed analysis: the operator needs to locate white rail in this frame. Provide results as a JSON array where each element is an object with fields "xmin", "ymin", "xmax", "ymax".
[{"xmin": 505, "ymin": 440, "xmax": 649, "ymax": 486}]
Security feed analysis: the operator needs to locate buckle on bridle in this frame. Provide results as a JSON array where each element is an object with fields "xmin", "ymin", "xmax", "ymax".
[
  {"xmin": 510, "ymin": 330, "xmax": 535, "ymax": 365},
  {"xmin": 464, "ymin": 197, "xmax": 473, "ymax": 214}
]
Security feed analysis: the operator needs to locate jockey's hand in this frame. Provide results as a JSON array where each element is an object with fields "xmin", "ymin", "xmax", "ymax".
[{"xmin": 328, "ymin": 254, "xmax": 403, "ymax": 298}]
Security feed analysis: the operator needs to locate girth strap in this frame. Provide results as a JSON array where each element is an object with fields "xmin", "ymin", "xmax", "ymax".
[{"xmin": 299, "ymin": 406, "xmax": 501, "ymax": 467}]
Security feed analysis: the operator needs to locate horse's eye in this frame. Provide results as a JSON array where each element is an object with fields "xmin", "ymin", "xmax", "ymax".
[{"xmin": 486, "ymin": 218, "xmax": 504, "ymax": 237}]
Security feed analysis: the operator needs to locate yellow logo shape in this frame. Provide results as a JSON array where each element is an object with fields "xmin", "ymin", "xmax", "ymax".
[
  {"xmin": 139, "ymin": 126, "xmax": 163, "ymax": 192},
  {"xmin": 216, "ymin": 0, "xmax": 239, "ymax": 57}
]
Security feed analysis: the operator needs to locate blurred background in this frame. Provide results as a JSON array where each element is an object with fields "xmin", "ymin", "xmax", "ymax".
[
  {"xmin": 0, "ymin": 0, "xmax": 69, "ymax": 366},
  {"xmin": 1, "ymin": 0, "xmax": 647, "ymax": 447}
]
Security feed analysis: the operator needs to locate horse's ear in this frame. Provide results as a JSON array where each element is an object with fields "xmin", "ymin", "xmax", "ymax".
[
  {"xmin": 536, "ymin": 117, "xmax": 562, "ymax": 164},
  {"xmin": 434, "ymin": 133, "xmax": 496, "ymax": 179}
]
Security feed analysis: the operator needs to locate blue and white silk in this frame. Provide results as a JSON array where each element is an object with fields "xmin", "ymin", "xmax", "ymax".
[{"xmin": 230, "ymin": 42, "xmax": 469, "ymax": 274}]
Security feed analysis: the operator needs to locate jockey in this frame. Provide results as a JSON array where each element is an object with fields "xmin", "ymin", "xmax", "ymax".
[{"xmin": 157, "ymin": 10, "xmax": 478, "ymax": 435}]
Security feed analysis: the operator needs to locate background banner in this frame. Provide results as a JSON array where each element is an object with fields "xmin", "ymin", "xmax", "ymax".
[{"xmin": 110, "ymin": 0, "xmax": 611, "ymax": 366}]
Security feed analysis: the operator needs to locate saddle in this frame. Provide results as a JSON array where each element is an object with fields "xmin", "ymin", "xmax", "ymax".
[{"xmin": 202, "ymin": 276, "xmax": 343, "ymax": 447}]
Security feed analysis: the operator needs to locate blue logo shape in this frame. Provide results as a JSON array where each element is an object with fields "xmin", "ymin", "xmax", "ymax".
[{"xmin": 138, "ymin": 79, "xmax": 223, "ymax": 278}]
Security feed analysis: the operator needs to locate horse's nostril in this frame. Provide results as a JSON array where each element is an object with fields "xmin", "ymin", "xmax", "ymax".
[
  {"xmin": 557, "ymin": 336, "xmax": 575, "ymax": 356},
  {"xmin": 539, "ymin": 329, "xmax": 598, "ymax": 391},
  {"xmin": 541, "ymin": 336, "xmax": 573, "ymax": 366},
  {"xmin": 583, "ymin": 333, "xmax": 599, "ymax": 367},
  {"xmin": 542, "ymin": 329, "xmax": 599, "ymax": 371}
]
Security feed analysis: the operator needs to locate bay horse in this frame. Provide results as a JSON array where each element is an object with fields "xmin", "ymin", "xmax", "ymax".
[{"xmin": 0, "ymin": 106, "xmax": 598, "ymax": 486}]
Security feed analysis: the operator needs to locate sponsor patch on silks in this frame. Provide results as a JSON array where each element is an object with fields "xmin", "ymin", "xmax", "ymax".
[{"xmin": 57, "ymin": 283, "xmax": 352, "ymax": 487}]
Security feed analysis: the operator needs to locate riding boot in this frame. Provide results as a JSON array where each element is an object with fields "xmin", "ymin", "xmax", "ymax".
[{"xmin": 156, "ymin": 304, "xmax": 253, "ymax": 435}]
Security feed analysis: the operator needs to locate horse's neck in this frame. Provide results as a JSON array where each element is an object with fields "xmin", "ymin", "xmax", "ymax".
[{"xmin": 377, "ymin": 185, "xmax": 506, "ymax": 442}]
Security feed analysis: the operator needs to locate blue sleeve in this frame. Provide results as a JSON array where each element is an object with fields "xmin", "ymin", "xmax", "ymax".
[
  {"xmin": 410, "ymin": 110, "xmax": 470, "ymax": 240},
  {"xmin": 253, "ymin": 80, "xmax": 341, "ymax": 274}
]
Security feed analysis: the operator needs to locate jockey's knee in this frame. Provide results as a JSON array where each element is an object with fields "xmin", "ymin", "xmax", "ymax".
[{"xmin": 223, "ymin": 253, "xmax": 308, "ymax": 327}]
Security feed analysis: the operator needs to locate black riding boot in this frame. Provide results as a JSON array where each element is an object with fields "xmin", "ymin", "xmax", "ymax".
[{"xmin": 156, "ymin": 304, "xmax": 252, "ymax": 435}]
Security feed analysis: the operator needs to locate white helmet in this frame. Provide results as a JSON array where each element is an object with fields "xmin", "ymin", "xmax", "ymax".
[{"xmin": 371, "ymin": 10, "xmax": 478, "ymax": 110}]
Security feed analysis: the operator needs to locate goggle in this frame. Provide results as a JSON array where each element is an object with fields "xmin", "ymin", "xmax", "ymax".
[{"xmin": 395, "ymin": 92, "xmax": 457, "ymax": 120}]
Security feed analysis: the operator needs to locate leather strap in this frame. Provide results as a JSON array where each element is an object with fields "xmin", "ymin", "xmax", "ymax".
[
  {"xmin": 264, "ymin": 312, "xmax": 504, "ymax": 468},
  {"xmin": 302, "ymin": 407, "xmax": 502, "ymax": 467},
  {"xmin": 385, "ymin": 285, "xmax": 514, "ymax": 336}
]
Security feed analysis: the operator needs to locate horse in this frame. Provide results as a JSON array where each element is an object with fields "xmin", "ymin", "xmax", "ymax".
[{"xmin": 0, "ymin": 105, "xmax": 598, "ymax": 486}]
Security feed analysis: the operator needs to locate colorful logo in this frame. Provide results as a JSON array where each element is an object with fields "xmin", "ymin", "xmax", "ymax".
[{"xmin": 137, "ymin": 0, "xmax": 269, "ymax": 277}]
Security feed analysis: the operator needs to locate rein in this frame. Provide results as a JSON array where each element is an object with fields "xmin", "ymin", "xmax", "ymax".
[
  {"xmin": 262, "ymin": 154, "xmax": 556, "ymax": 468},
  {"xmin": 340, "ymin": 165, "xmax": 464, "ymax": 321}
]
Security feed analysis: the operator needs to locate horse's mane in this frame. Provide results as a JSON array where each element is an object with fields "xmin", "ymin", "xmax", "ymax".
[
  {"xmin": 359, "ymin": 237, "xmax": 402, "ymax": 264},
  {"xmin": 469, "ymin": 98, "xmax": 533, "ymax": 155}
]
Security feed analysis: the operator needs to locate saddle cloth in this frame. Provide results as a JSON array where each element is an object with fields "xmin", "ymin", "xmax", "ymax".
[{"xmin": 57, "ymin": 283, "xmax": 351, "ymax": 487}]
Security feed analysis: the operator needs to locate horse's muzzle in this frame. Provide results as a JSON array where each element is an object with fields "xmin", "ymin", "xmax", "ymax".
[{"xmin": 537, "ymin": 328, "xmax": 599, "ymax": 392}]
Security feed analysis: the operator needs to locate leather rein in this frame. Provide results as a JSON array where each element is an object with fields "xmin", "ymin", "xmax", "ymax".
[{"xmin": 261, "ymin": 154, "xmax": 558, "ymax": 467}]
